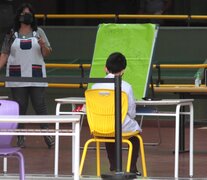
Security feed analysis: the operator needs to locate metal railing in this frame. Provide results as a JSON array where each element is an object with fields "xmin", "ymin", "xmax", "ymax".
[
  {"xmin": 35, "ymin": 14, "xmax": 207, "ymax": 20},
  {"xmin": 35, "ymin": 14, "xmax": 207, "ymax": 25},
  {"xmin": 153, "ymin": 64, "xmax": 207, "ymax": 69},
  {"xmin": 0, "ymin": 63, "xmax": 90, "ymax": 88},
  {"xmin": 153, "ymin": 63, "xmax": 207, "ymax": 86},
  {"xmin": 0, "ymin": 63, "xmax": 205, "ymax": 88}
]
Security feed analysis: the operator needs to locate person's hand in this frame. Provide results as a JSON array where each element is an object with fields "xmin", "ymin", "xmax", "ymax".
[
  {"xmin": 37, "ymin": 36, "xmax": 51, "ymax": 57},
  {"xmin": 38, "ymin": 37, "xmax": 46, "ymax": 48}
]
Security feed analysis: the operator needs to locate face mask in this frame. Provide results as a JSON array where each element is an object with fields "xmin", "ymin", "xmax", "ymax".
[{"xmin": 19, "ymin": 13, "xmax": 33, "ymax": 25}]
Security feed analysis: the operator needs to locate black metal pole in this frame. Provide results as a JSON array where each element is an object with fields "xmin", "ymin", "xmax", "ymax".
[
  {"xmin": 102, "ymin": 75, "xmax": 136, "ymax": 179},
  {"xmin": 115, "ymin": 75, "xmax": 122, "ymax": 172}
]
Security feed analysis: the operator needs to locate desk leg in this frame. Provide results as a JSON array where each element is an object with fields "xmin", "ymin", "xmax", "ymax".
[
  {"xmin": 55, "ymin": 103, "xmax": 61, "ymax": 176},
  {"xmin": 175, "ymin": 102, "xmax": 194, "ymax": 178},
  {"xmin": 174, "ymin": 104, "xmax": 181, "ymax": 178},
  {"xmin": 54, "ymin": 122, "xmax": 60, "ymax": 177},
  {"xmin": 74, "ymin": 122, "xmax": 80, "ymax": 180},
  {"xmin": 56, "ymin": 103, "xmax": 61, "ymax": 116},
  {"xmin": 72, "ymin": 122, "xmax": 75, "ymax": 173},
  {"xmin": 189, "ymin": 103, "xmax": 194, "ymax": 177},
  {"xmin": 72, "ymin": 114, "xmax": 83, "ymax": 173},
  {"xmin": 3, "ymin": 157, "xmax": 7, "ymax": 174}
]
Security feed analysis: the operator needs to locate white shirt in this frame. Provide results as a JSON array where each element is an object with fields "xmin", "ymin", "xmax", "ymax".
[{"xmin": 92, "ymin": 73, "xmax": 141, "ymax": 133}]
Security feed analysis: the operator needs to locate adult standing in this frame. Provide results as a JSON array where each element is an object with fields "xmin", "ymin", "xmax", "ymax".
[{"xmin": 0, "ymin": 3, "xmax": 54, "ymax": 148}]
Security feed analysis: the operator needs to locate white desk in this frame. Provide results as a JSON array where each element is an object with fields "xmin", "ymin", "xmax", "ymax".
[
  {"xmin": 0, "ymin": 115, "xmax": 81, "ymax": 180},
  {"xmin": 55, "ymin": 98, "xmax": 85, "ymax": 178},
  {"xmin": 136, "ymin": 99, "xmax": 194, "ymax": 178},
  {"xmin": 55, "ymin": 97, "xmax": 194, "ymax": 178}
]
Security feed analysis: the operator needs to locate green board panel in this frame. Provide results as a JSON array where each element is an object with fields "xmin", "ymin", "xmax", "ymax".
[{"xmin": 90, "ymin": 23, "xmax": 157, "ymax": 100}]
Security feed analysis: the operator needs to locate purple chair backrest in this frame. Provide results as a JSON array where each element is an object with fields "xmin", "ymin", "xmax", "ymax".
[{"xmin": 0, "ymin": 100, "xmax": 19, "ymax": 147}]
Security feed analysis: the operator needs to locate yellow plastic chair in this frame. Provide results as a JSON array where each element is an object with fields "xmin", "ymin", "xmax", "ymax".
[{"xmin": 79, "ymin": 89, "xmax": 147, "ymax": 177}]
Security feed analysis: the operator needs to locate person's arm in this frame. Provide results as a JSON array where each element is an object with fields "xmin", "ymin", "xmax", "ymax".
[
  {"xmin": 0, "ymin": 53, "xmax": 9, "ymax": 70},
  {"xmin": 127, "ymin": 86, "xmax": 136, "ymax": 119},
  {"xmin": 37, "ymin": 27, "xmax": 52, "ymax": 57},
  {"xmin": 38, "ymin": 37, "xmax": 52, "ymax": 57}
]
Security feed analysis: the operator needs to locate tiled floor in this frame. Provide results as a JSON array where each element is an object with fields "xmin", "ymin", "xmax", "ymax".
[{"xmin": 0, "ymin": 120, "xmax": 207, "ymax": 180}]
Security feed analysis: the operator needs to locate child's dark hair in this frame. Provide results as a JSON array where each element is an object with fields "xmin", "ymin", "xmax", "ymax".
[{"xmin": 105, "ymin": 52, "xmax": 127, "ymax": 74}]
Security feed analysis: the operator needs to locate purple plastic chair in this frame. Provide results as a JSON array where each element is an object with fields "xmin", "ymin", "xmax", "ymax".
[{"xmin": 0, "ymin": 100, "xmax": 25, "ymax": 180}]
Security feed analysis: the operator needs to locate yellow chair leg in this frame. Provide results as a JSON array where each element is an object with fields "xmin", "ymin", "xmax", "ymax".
[
  {"xmin": 79, "ymin": 139, "xmax": 95, "ymax": 175},
  {"xmin": 96, "ymin": 141, "xmax": 101, "ymax": 176},
  {"xmin": 137, "ymin": 135, "xmax": 147, "ymax": 177},
  {"xmin": 124, "ymin": 140, "xmax": 132, "ymax": 172},
  {"xmin": 80, "ymin": 137, "xmax": 145, "ymax": 177}
]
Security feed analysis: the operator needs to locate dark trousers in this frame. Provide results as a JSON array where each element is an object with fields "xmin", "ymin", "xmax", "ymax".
[
  {"xmin": 11, "ymin": 87, "xmax": 48, "ymax": 129},
  {"xmin": 105, "ymin": 136, "xmax": 140, "ymax": 172}
]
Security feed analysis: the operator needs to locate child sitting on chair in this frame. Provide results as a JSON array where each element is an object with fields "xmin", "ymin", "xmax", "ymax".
[{"xmin": 91, "ymin": 52, "xmax": 142, "ymax": 176}]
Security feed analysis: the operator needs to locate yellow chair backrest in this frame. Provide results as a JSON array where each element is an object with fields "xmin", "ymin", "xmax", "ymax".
[{"xmin": 85, "ymin": 89, "xmax": 128, "ymax": 136}]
